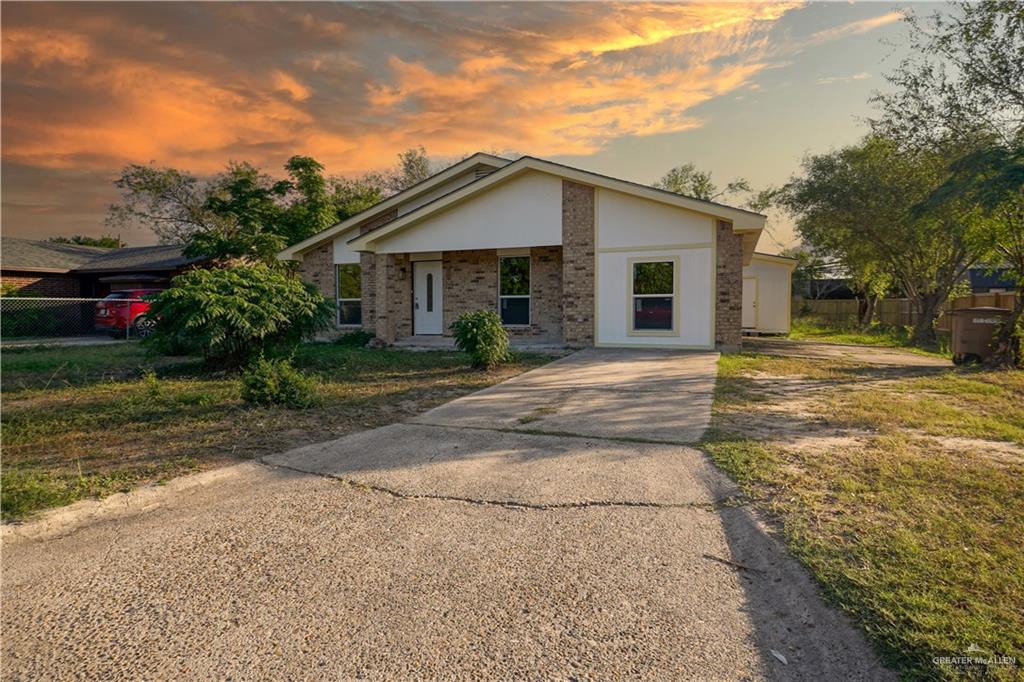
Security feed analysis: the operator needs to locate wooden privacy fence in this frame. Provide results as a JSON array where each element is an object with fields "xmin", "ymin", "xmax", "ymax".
[{"xmin": 795, "ymin": 292, "xmax": 1019, "ymax": 330}]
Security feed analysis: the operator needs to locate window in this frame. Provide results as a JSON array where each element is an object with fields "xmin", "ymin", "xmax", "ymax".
[
  {"xmin": 499, "ymin": 256, "xmax": 530, "ymax": 325},
  {"xmin": 632, "ymin": 260, "xmax": 674, "ymax": 331},
  {"xmin": 335, "ymin": 264, "xmax": 361, "ymax": 326}
]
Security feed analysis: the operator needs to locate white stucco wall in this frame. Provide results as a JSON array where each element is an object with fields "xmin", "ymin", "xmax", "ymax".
[
  {"xmin": 742, "ymin": 257, "xmax": 794, "ymax": 333},
  {"xmin": 595, "ymin": 188, "xmax": 715, "ymax": 348},
  {"xmin": 333, "ymin": 229, "xmax": 361, "ymax": 264},
  {"xmin": 597, "ymin": 188, "xmax": 713, "ymax": 248},
  {"xmin": 373, "ymin": 171, "xmax": 563, "ymax": 254}
]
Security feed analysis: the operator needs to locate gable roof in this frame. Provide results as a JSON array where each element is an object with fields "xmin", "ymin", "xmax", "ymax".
[
  {"xmin": 346, "ymin": 156, "xmax": 766, "ymax": 252},
  {"xmin": 1, "ymin": 237, "xmax": 203, "ymax": 274},
  {"xmin": 0, "ymin": 237, "xmax": 111, "ymax": 273},
  {"xmin": 278, "ymin": 152, "xmax": 512, "ymax": 260}
]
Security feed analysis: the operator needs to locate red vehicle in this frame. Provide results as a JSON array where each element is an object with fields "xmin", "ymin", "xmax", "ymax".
[{"xmin": 94, "ymin": 289, "xmax": 161, "ymax": 338}]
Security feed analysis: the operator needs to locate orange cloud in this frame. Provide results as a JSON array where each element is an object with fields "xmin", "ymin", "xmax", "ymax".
[{"xmin": 2, "ymin": 1, "xmax": 902, "ymax": 183}]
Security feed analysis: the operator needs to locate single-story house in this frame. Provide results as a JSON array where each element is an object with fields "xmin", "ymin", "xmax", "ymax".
[
  {"xmin": 279, "ymin": 153, "xmax": 769, "ymax": 351},
  {"xmin": 0, "ymin": 237, "xmax": 205, "ymax": 297},
  {"xmin": 742, "ymin": 252, "xmax": 797, "ymax": 335}
]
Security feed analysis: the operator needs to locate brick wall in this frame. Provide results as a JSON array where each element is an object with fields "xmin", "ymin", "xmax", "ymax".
[
  {"xmin": 297, "ymin": 208, "xmax": 398, "ymax": 333},
  {"xmin": 359, "ymin": 210, "xmax": 398, "ymax": 335},
  {"xmin": 442, "ymin": 247, "xmax": 562, "ymax": 342},
  {"xmin": 561, "ymin": 180, "xmax": 595, "ymax": 346},
  {"xmin": 374, "ymin": 253, "xmax": 412, "ymax": 343},
  {"xmin": 715, "ymin": 220, "xmax": 743, "ymax": 352},
  {"xmin": 297, "ymin": 242, "xmax": 335, "ymax": 311},
  {"xmin": 1, "ymin": 271, "xmax": 81, "ymax": 297}
]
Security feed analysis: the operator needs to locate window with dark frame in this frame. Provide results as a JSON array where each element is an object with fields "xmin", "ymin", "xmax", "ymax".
[
  {"xmin": 632, "ymin": 260, "xmax": 674, "ymax": 331},
  {"xmin": 336, "ymin": 264, "xmax": 362, "ymax": 326},
  {"xmin": 499, "ymin": 256, "xmax": 530, "ymax": 326}
]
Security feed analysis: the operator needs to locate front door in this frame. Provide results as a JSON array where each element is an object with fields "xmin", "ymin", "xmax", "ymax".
[
  {"xmin": 413, "ymin": 261, "xmax": 443, "ymax": 334},
  {"xmin": 742, "ymin": 276, "xmax": 758, "ymax": 329}
]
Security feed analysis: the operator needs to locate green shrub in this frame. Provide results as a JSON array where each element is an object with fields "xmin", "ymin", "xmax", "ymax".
[
  {"xmin": 145, "ymin": 264, "xmax": 333, "ymax": 369},
  {"xmin": 240, "ymin": 357, "xmax": 320, "ymax": 408},
  {"xmin": 449, "ymin": 310, "xmax": 510, "ymax": 369},
  {"xmin": 334, "ymin": 329, "xmax": 374, "ymax": 347}
]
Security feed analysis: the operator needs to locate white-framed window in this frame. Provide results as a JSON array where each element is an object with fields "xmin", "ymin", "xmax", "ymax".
[
  {"xmin": 630, "ymin": 259, "xmax": 675, "ymax": 332},
  {"xmin": 335, "ymin": 264, "xmax": 362, "ymax": 326},
  {"xmin": 498, "ymin": 255, "xmax": 530, "ymax": 326}
]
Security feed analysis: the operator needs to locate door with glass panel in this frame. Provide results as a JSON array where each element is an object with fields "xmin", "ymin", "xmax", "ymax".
[{"xmin": 413, "ymin": 261, "xmax": 443, "ymax": 334}]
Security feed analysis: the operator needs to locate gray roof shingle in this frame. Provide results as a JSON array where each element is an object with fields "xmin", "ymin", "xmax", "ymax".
[
  {"xmin": 1, "ymin": 237, "xmax": 203, "ymax": 273},
  {"xmin": 1, "ymin": 237, "xmax": 111, "ymax": 272}
]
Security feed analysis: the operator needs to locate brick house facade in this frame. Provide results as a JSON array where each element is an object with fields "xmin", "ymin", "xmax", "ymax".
[{"xmin": 285, "ymin": 154, "xmax": 767, "ymax": 351}]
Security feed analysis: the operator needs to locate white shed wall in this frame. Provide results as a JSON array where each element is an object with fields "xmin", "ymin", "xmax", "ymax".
[
  {"xmin": 742, "ymin": 257, "xmax": 793, "ymax": 333},
  {"xmin": 373, "ymin": 171, "xmax": 563, "ymax": 254}
]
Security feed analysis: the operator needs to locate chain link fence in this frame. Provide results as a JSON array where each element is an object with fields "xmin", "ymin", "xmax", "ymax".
[{"xmin": 0, "ymin": 297, "xmax": 152, "ymax": 345}]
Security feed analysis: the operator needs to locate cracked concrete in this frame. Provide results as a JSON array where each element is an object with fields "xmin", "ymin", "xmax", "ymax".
[{"xmin": 2, "ymin": 348, "xmax": 893, "ymax": 680}]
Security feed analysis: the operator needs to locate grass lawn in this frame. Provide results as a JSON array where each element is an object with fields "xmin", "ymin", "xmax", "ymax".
[
  {"xmin": 703, "ymin": 353, "xmax": 1023, "ymax": 680},
  {"xmin": 1, "ymin": 342, "xmax": 555, "ymax": 521},
  {"xmin": 789, "ymin": 316, "xmax": 951, "ymax": 358}
]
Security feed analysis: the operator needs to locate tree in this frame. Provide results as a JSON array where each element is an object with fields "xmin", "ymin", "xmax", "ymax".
[
  {"xmin": 871, "ymin": 1, "xmax": 1024, "ymax": 149},
  {"xmin": 47, "ymin": 235, "xmax": 124, "ymax": 248},
  {"xmin": 109, "ymin": 155, "xmax": 342, "ymax": 265},
  {"xmin": 920, "ymin": 139, "xmax": 1024, "ymax": 364},
  {"xmin": 653, "ymin": 163, "xmax": 752, "ymax": 203},
  {"xmin": 330, "ymin": 174, "xmax": 385, "ymax": 220},
  {"xmin": 385, "ymin": 146, "xmax": 433, "ymax": 193},
  {"xmin": 783, "ymin": 135, "xmax": 988, "ymax": 345},
  {"xmin": 145, "ymin": 264, "xmax": 333, "ymax": 369},
  {"xmin": 107, "ymin": 165, "xmax": 219, "ymax": 245}
]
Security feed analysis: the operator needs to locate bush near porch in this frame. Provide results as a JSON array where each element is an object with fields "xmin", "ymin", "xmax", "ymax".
[{"xmin": 1, "ymin": 342, "xmax": 554, "ymax": 521}]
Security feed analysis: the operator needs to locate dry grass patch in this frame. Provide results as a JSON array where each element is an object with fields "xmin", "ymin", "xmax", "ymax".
[
  {"xmin": 1, "ymin": 343, "xmax": 555, "ymax": 520},
  {"xmin": 705, "ymin": 353, "xmax": 1024, "ymax": 680}
]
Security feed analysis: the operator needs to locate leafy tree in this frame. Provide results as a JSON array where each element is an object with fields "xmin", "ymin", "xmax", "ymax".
[
  {"xmin": 145, "ymin": 264, "xmax": 333, "ymax": 369},
  {"xmin": 47, "ymin": 234, "xmax": 124, "ymax": 248},
  {"xmin": 783, "ymin": 135, "xmax": 988, "ymax": 346},
  {"xmin": 110, "ymin": 156, "xmax": 342, "ymax": 264},
  {"xmin": 386, "ymin": 146, "xmax": 433, "ymax": 193},
  {"xmin": 653, "ymin": 163, "xmax": 752, "ymax": 202},
  {"xmin": 871, "ymin": 1, "xmax": 1024, "ymax": 149},
  {"xmin": 920, "ymin": 139, "xmax": 1024, "ymax": 364},
  {"xmin": 330, "ymin": 174, "xmax": 386, "ymax": 220},
  {"xmin": 278, "ymin": 156, "xmax": 337, "ymax": 245},
  {"xmin": 107, "ymin": 165, "xmax": 219, "ymax": 245}
]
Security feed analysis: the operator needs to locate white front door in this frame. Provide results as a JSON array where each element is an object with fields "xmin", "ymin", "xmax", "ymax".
[
  {"xmin": 413, "ymin": 261, "xmax": 443, "ymax": 334},
  {"xmin": 742, "ymin": 276, "xmax": 758, "ymax": 329}
]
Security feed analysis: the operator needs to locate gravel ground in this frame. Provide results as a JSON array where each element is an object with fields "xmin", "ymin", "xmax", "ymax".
[{"xmin": 1, "ymin": 349, "xmax": 893, "ymax": 680}]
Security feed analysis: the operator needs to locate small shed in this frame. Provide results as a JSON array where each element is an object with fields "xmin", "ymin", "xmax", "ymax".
[{"xmin": 742, "ymin": 252, "xmax": 797, "ymax": 334}]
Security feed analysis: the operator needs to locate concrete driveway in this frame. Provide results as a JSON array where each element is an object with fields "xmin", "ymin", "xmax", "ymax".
[{"xmin": 2, "ymin": 349, "xmax": 890, "ymax": 680}]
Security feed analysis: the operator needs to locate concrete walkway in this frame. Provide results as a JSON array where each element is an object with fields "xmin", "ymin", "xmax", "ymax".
[{"xmin": 2, "ymin": 349, "xmax": 892, "ymax": 680}]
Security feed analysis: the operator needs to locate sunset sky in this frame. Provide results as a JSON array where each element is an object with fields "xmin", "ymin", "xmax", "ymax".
[{"xmin": 1, "ymin": 1, "xmax": 929, "ymax": 251}]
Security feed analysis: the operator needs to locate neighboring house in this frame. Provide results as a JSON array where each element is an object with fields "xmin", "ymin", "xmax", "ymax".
[
  {"xmin": 0, "ymin": 237, "xmax": 205, "ymax": 296},
  {"xmin": 968, "ymin": 267, "xmax": 1017, "ymax": 294},
  {"xmin": 742, "ymin": 253, "xmax": 797, "ymax": 334},
  {"xmin": 279, "ymin": 153, "xmax": 768, "ymax": 351}
]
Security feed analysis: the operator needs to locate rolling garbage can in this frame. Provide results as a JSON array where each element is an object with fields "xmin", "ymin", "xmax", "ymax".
[{"xmin": 950, "ymin": 306, "xmax": 1011, "ymax": 365}]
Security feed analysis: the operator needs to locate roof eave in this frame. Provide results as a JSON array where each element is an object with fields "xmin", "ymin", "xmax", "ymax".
[{"xmin": 278, "ymin": 152, "xmax": 513, "ymax": 261}]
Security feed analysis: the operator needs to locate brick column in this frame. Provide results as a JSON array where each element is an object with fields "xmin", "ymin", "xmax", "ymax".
[
  {"xmin": 561, "ymin": 180, "xmax": 595, "ymax": 346},
  {"xmin": 298, "ymin": 243, "xmax": 336, "ymax": 327},
  {"xmin": 715, "ymin": 220, "xmax": 743, "ymax": 352},
  {"xmin": 374, "ymin": 253, "xmax": 412, "ymax": 343},
  {"xmin": 358, "ymin": 209, "xmax": 398, "ymax": 336}
]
